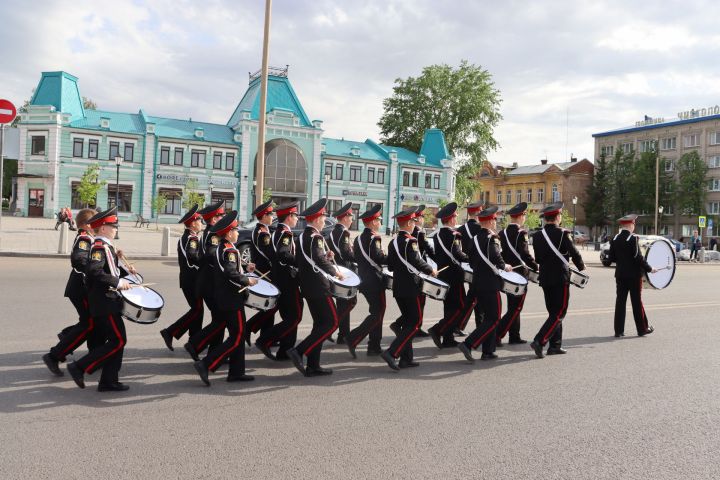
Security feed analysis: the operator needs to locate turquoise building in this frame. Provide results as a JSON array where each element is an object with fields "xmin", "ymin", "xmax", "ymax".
[{"xmin": 15, "ymin": 68, "xmax": 455, "ymax": 231}]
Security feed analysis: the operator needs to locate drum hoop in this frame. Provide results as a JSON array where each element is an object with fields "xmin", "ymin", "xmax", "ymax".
[{"xmin": 644, "ymin": 239, "xmax": 676, "ymax": 288}]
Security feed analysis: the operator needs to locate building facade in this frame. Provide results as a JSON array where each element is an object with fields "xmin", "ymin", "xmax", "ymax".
[
  {"xmin": 471, "ymin": 158, "xmax": 594, "ymax": 230},
  {"xmin": 593, "ymin": 108, "xmax": 720, "ymax": 237},
  {"xmin": 14, "ymin": 69, "xmax": 454, "ymax": 232}
]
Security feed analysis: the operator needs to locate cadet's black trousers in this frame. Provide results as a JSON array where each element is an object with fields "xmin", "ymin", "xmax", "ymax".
[
  {"xmin": 614, "ymin": 277, "xmax": 649, "ymax": 335},
  {"xmin": 257, "ymin": 285, "xmax": 304, "ymax": 355},
  {"xmin": 202, "ymin": 308, "xmax": 246, "ymax": 376},
  {"xmin": 432, "ymin": 282, "xmax": 474, "ymax": 341},
  {"xmin": 388, "ymin": 295, "xmax": 423, "ymax": 361},
  {"xmin": 168, "ymin": 283, "xmax": 205, "ymax": 340},
  {"xmin": 534, "ymin": 283, "xmax": 570, "ymax": 348},
  {"xmin": 348, "ymin": 289, "xmax": 386, "ymax": 351},
  {"xmin": 51, "ymin": 296, "xmax": 100, "ymax": 362},
  {"xmin": 464, "ymin": 289, "xmax": 502, "ymax": 354},
  {"xmin": 296, "ymin": 296, "xmax": 338, "ymax": 369},
  {"xmin": 497, "ymin": 292, "xmax": 526, "ymax": 342},
  {"xmin": 336, "ymin": 296, "xmax": 357, "ymax": 340},
  {"xmin": 75, "ymin": 311, "xmax": 126, "ymax": 385}
]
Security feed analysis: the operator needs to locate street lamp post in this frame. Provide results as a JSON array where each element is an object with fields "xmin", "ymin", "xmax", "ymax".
[
  {"xmin": 209, "ymin": 179, "xmax": 214, "ymax": 206},
  {"xmin": 114, "ymin": 155, "xmax": 123, "ymax": 238},
  {"xmin": 324, "ymin": 173, "xmax": 330, "ymax": 199},
  {"xmin": 572, "ymin": 195, "xmax": 578, "ymax": 235},
  {"xmin": 252, "ymin": 180, "xmax": 257, "ymax": 211},
  {"xmin": 658, "ymin": 205, "xmax": 664, "ymax": 234}
]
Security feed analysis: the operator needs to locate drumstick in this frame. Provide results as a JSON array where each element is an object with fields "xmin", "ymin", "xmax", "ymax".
[
  {"xmin": 511, "ymin": 264, "xmax": 526, "ymax": 270},
  {"xmin": 118, "ymin": 251, "xmax": 135, "ymax": 268},
  {"xmin": 238, "ymin": 269, "xmax": 271, "ymax": 293},
  {"xmin": 436, "ymin": 265, "xmax": 449, "ymax": 274},
  {"xmin": 109, "ymin": 282, "xmax": 156, "ymax": 292}
]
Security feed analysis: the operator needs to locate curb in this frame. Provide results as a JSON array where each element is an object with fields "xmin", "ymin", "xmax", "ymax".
[{"xmin": 0, "ymin": 251, "xmax": 177, "ymax": 260}]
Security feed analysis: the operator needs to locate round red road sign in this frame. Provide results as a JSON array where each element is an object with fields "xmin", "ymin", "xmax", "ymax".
[{"xmin": 0, "ymin": 99, "xmax": 17, "ymax": 124}]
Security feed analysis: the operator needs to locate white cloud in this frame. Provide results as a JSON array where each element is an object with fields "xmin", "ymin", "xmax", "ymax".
[{"xmin": 597, "ymin": 22, "xmax": 700, "ymax": 52}]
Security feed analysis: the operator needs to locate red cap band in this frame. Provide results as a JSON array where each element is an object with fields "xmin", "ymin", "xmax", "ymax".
[
  {"xmin": 396, "ymin": 214, "xmax": 414, "ymax": 223},
  {"xmin": 619, "ymin": 219, "xmax": 635, "ymax": 224},
  {"xmin": 468, "ymin": 206, "xmax": 483, "ymax": 215},
  {"xmin": 362, "ymin": 211, "xmax": 381, "ymax": 224},
  {"xmin": 201, "ymin": 206, "xmax": 225, "ymax": 221},
  {"xmin": 276, "ymin": 205, "xmax": 298, "ymax": 217},
  {"xmin": 255, "ymin": 205, "xmax": 274, "ymax": 220},
  {"xmin": 183, "ymin": 212, "xmax": 202, "ymax": 225},
  {"xmin": 543, "ymin": 208, "xmax": 561, "ymax": 217},
  {"xmin": 305, "ymin": 207, "xmax": 326, "ymax": 221},
  {"xmin": 90, "ymin": 215, "xmax": 117, "ymax": 229},
  {"xmin": 216, "ymin": 219, "xmax": 238, "ymax": 237},
  {"xmin": 477, "ymin": 212, "xmax": 497, "ymax": 220},
  {"xmin": 442, "ymin": 212, "xmax": 458, "ymax": 222},
  {"xmin": 336, "ymin": 210, "xmax": 352, "ymax": 219}
]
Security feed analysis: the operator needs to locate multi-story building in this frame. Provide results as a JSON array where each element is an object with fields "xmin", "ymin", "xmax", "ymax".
[
  {"xmin": 14, "ymin": 69, "xmax": 454, "ymax": 232},
  {"xmin": 593, "ymin": 108, "xmax": 720, "ymax": 237},
  {"xmin": 471, "ymin": 158, "xmax": 594, "ymax": 230}
]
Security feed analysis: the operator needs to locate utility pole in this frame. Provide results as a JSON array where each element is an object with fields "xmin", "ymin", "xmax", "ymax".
[{"xmin": 254, "ymin": 0, "xmax": 272, "ymax": 209}]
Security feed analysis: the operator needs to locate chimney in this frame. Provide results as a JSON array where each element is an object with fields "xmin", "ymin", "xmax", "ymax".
[
  {"xmin": 541, "ymin": 159, "xmax": 548, "ymax": 165},
  {"xmin": 570, "ymin": 153, "xmax": 577, "ymax": 162},
  {"xmin": 512, "ymin": 162, "xmax": 518, "ymax": 168}
]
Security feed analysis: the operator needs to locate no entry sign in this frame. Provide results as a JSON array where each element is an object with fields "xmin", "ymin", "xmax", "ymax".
[{"xmin": 0, "ymin": 99, "xmax": 17, "ymax": 124}]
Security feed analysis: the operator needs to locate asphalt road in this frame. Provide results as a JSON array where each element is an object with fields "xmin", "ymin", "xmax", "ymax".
[{"xmin": 1, "ymin": 257, "xmax": 718, "ymax": 479}]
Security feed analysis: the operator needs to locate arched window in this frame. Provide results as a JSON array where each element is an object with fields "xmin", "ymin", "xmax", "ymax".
[{"xmin": 262, "ymin": 139, "xmax": 307, "ymax": 194}]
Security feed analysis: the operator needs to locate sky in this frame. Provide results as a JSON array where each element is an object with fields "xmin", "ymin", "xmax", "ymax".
[{"xmin": 2, "ymin": 0, "xmax": 720, "ymax": 166}]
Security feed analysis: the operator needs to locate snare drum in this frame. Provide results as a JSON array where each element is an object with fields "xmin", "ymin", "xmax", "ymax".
[
  {"xmin": 120, "ymin": 286, "xmax": 164, "ymax": 324},
  {"xmin": 498, "ymin": 270, "xmax": 528, "ymax": 296},
  {"xmin": 245, "ymin": 273, "xmax": 280, "ymax": 311},
  {"xmin": 569, "ymin": 267, "xmax": 590, "ymax": 288},
  {"xmin": 642, "ymin": 239, "xmax": 676, "ymax": 289},
  {"xmin": 123, "ymin": 272, "xmax": 144, "ymax": 285},
  {"xmin": 460, "ymin": 262, "xmax": 473, "ymax": 283},
  {"xmin": 527, "ymin": 269, "xmax": 539, "ymax": 284},
  {"xmin": 382, "ymin": 268, "xmax": 394, "ymax": 290},
  {"xmin": 420, "ymin": 274, "xmax": 449, "ymax": 300},
  {"xmin": 328, "ymin": 265, "xmax": 361, "ymax": 298}
]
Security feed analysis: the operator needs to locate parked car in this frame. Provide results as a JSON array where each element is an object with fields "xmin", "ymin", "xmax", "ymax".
[
  {"xmin": 236, "ymin": 217, "xmax": 337, "ymax": 264},
  {"xmin": 599, "ymin": 234, "xmax": 677, "ymax": 267}
]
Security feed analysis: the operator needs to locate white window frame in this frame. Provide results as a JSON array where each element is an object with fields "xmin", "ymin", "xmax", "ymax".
[
  {"xmin": 708, "ymin": 156, "xmax": 720, "ymax": 169},
  {"xmin": 708, "ymin": 202, "xmax": 720, "ymax": 215},
  {"xmin": 621, "ymin": 142, "xmax": 633, "ymax": 154},
  {"xmin": 496, "ymin": 190, "xmax": 502, "ymax": 204},
  {"xmin": 537, "ymin": 187, "xmax": 545, "ymax": 203},
  {"xmin": 661, "ymin": 137, "xmax": 676, "ymax": 151},
  {"xmin": 376, "ymin": 168, "xmax": 386, "ymax": 185},
  {"xmin": 684, "ymin": 133, "xmax": 700, "ymax": 148},
  {"xmin": 664, "ymin": 159, "xmax": 674, "ymax": 172},
  {"xmin": 710, "ymin": 132, "xmax": 720, "ymax": 146}
]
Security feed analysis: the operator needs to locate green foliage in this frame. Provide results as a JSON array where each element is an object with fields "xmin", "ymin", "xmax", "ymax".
[
  {"xmin": 76, "ymin": 163, "xmax": 105, "ymax": 208},
  {"xmin": 262, "ymin": 188, "xmax": 272, "ymax": 202},
  {"xmin": 82, "ymin": 97, "xmax": 97, "ymax": 110},
  {"xmin": 2, "ymin": 159, "xmax": 17, "ymax": 200},
  {"xmin": 583, "ymin": 154, "xmax": 609, "ymax": 232},
  {"xmin": 182, "ymin": 178, "xmax": 206, "ymax": 211},
  {"xmin": 676, "ymin": 150, "xmax": 708, "ymax": 216},
  {"xmin": 525, "ymin": 210, "xmax": 541, "ymax": 230},
  {"xmin": 150, "ymin": 193, "xmax": 168, "ymax": 228}
]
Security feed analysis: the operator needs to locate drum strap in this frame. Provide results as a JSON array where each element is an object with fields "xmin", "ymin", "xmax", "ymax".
[
  {"xmin": 72, "ymin": 234, "xmax": 93, "ymax": 275},
  {"xmin": 392, "ymin": 236, "xmax": 420, "ymax": 275},
  {"xmin": 216, "ymin": 244, "xmax": 245, "ymax": 288},
  {"xmin": 358, "ymin": 234, "xmax": 382, "ymax": 273},
  {"xmin": 503, "ymin": 229, "xmax": 528, "ymax": 268},
  {"xmin": 328, "ymin": 227, "xmax": 344, "ymax": 259},
  {"xmin": 178, "ymin": 232, "xmax": 200, "ymax": 270},
  {"xmin": 272, "ymin": 226, "xmax": 294, "ymax": 267},
  {"xmin": 299, "ymin": 232, "xmax": 338, "ymax": 276},
  {"xmin": 437, "ymin": 229, "xmax": 460, "ymax": 266},
  {"xmin": 473, "ymin": 236, "xmax": 501, "ymax": 276},
  {"xmin": 252, "ymin": 226, "xmax": 272, "ymax": 264},
  {"xmin": 541, "ymin": 229, "xmax": 569, "ymax": 267}
]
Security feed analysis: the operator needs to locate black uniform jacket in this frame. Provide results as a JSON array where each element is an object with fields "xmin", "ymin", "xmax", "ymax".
[
  {"xmin": 327, "ymin": 224, "xmax": 355, "ymax": 269},
  {"xmin": 387, "ymin": 230, "xmax": 434, "ymax": 298},
  {"xmin": 213, "ymin": 241, "xmax": 252, "ymax": 310},
  {"xmin": 459, "ymin": 219, "xmax": 482, "ymax": 255},
  {"xmin": 196, "ymin": 228, "xmax": 222, "ymax": 299},
  {"xmin": 469, "ymin": 228, "xmax": 506, "ymax": 292},
  {"xmin": 250, "ymin": 223, "xmax": 274, "ymax": 275},
  {"xmin": 607, "ymin": 229, "xmax": 652, "ymax": 280},
  {"xmin": 272, "ymin": 223, "xmax": 299, "ymax": 290},
  {"xmin": 531, "ymin": 224, "xmax": 585, "ymax": 287},
  {"xmin": 64, "ymin": 229, "xmax": 93, "ymax": 299},
  {"xmin": 354, "ymin": 228, "xmax": 388, "ymax": 293},
  {"xmin": 297, "ymin": 226, "xmax": 338, "ymax": 298},
  {"xmin": 412, "ymin": 225, "xmax": 434, "ymax": 260},
  {"xmin": 500, "ymin": 224, "xmax": 539, "ymax": 277},
  {"xmin": 177, "ymin": 229, "xmax": 201, "ymax": 289},
  {"xmin": 85, "ymin": 237, "xmax": 124, "ymax": 317},
  {"xmin": 433, "ymin": 227, "xmax": 468, "ymax": 285}
]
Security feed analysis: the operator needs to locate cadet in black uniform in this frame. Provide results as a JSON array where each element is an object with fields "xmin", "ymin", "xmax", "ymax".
[
  {"xmin": 66, "ymin": 207, "xmax": 133, "ymax": 391},
  {"xmin": 607, "ymin": 214, "xmax": 656, "ymax": 337},
  {"xmin": 287, "ymin": 198, "xmax": 344, "ymax": 376},
  {"xmin": 529, "ymin": 203, "xmax": 585, "ymax": 359},
  {"xmin": 381, "ymin": 207, "xmax": 437, "ymax": 371},
  {"xmin": 160, "ymin": 205, "xmax": 203, "ymax": 351},
  {"xmin": 183, "ymin": 201, "xmax": 226, "ymax": 361},
  {"xmin": 427, "ymin": 202, "xmax": 469, "ymax": 349},
  {"xmin": 458, "ymin": 206, "xmax": 513, "ymax": 362},
  {"xmin": 255, "ymin": 202, "xmax": 303, "ymax": 360},
  {"xmin": 346, "ymin": 205, "xmax": 388, "ymax": 357},
  {"xmin": 42, "ymin": 208, "xmax": 99, "ymax": 376},
  {"xmin": 193, "ymin": 211, "xmax": 258, "ymax": 386},
  {"xmin": 327, "ymin": 202, "xmax": 356, "ymax": 345},
  {"xmin": 245, "ymin": 200, "xmax": 278, "ymax": 347},
  {"xmin": 455, "ymin": 201, "xmax": 484, "ymax": 334},
  {"xmin": 496, "ymin": 202, "xmax": 538, "ymax": 345}
]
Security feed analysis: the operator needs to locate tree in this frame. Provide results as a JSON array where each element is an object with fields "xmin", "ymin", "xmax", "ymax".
[
  {"xmin": 262, "ymin": 188, "xmax": 272, "ymax": 202},
  {"xmin": 82, "ymin": 97, "xmax": 97, "ymax": 110},
  {"xmin": 606, "ymin": 149, "xmax": 635, "ymax": 220},
  {"xmin": 2, "ymin": 159, "xmax": 17, "ymax": 201},
  {"xmin": 182, "ymin": 178, "xmax": 205, "ymax": 210},
  {"xmin": 76, "ymin": 163, "xmax": 105, "ymax": 208},
  {"xmin": 377, "ymin": 60, "xmax": 502, "ymax": 202},
  {"xmin": 525, "ymin": 210, "xmax": 542, "ymax": 230},
  {"xmin": 676, "ymin": 150, "xmax": 708, "ymax": 216},
  {"xmin": 150, "ymin": 193, "xmax": 168, "ymax": 229},
  {"xmin": 584, "ymin": 154, "xmax": 610, "ymax": 238}
]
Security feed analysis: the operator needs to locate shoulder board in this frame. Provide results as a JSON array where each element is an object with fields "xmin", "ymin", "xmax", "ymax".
[
  {"xmin": 224, "ymin": 241, "xmax": 234, "ymax": 248},
  {"xmin": 210, "ymin": 235, "xmax": 220, "ymax": 245},
  {"xmin": 92, "ymin": 240, "xmax": 104, "ymax": 249}
]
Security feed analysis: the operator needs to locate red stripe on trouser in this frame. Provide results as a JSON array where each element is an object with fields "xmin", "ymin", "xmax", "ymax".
[
  {"xmin": 499, "ymin": 292, "xmax": 526, "ymax": 339},
  {"xmin": 208, "ymin": 310, "xmax": 243, "ymax": 372},
  {"xmin": 438, "ymin": 285, "xmax": 464, "ymax": 334},
  {"xmin": 249, "ymin": 306, "xmax": 276, "ymax": 333},
  {"xmin": 459, "ymin": 295, "xmax": 477, "ymax": 330},
  {"xmin": 61, "ymin": 316, "xmax": 94, "ymax": 356},
  {"xmin": 302, "ymin": 297, "xmax": 339, "ymax": 356},
  {"xmin": 542, "ymin": 284, "xmax": 568, "ymax": 345},
  {"xmin": 270, "ymin": 289, "xmax": 303, "ymax": 346},
  {"xmin": 85, "ymin": 314, "xmax": 124, "ymax": 373},
  {"xmin": 350, "ymin": 291, "xmax": 386, "ymax": 348},
  {"xmin": 393, "ymin": 296, "xmax": 423, "ymax": 357},
  {"xmin": 471, "ymin": 292, "xmax": 502, "ymax": 349},
  {"xmin": 196, "ymin": 322, "xmax": 226, "ymax": 351},
  {"xmin": 638, "ymin": 278, "xmax": 648, "ymax": 331},
  {"xmin": 171, "ymin": 297, "xmax": 203, "ymax": 338}
]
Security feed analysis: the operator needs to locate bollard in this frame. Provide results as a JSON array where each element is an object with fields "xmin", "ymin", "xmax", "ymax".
[
  {"xmin": 161, "ymin": 227, "xmax": 170, "ymax": 256},
  {"xmin": 58, "ymin": 222, "xmax": 69, "ymax": 254},
  {"xmin": 699, "ymin": 247, "xmax": 705, "ymax": 263}
]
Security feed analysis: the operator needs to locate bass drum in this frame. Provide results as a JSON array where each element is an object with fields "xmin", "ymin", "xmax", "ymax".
[
  {"xmin": 642, "ymin": 239, "xmax": 676, "ymax": 289},
  {"xmin": 120, "ymin": 287, "xmax": 164, "ymax": 324}
]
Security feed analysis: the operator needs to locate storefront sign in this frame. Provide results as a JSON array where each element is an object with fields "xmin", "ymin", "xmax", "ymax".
[
  {"xmin": 677, "ymin": 106, "xmax": 720, "ymax": 120},
  {"xmin": 156, "ymin": 173, "xmax": 193, "ymax": 184},
  {"xmin": 343, "ymin": 190, "xmax": 367, "ymax": 197},
  {"xmin": 155, "ymin": 173, "xmax": 237, "ymax": 187}
]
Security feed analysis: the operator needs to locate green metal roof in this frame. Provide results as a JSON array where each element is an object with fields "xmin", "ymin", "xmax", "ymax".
[
  {"xmin": 419, "ymin": 129, "xmax": 450, "ymax": 166},
  {"xmin": 30, "ymin": 71, "xmax": 85, "ymax": 121},
  {"xmin": 323, "ymin": 132, "xmax": 447, "ymax": 169},
  {"xmin": 70, "ymin": 109, "xmax": 145, "ymax": 134},
  {"xmin": 148, "ymin": 115, "xmax": 236, "ymax": 144},
  {"xmin": 227, "ymin": 74, "xmax": 312, "ymax": 127}
]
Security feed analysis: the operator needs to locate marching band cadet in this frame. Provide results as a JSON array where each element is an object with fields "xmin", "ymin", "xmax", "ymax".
[
  {"xmin": 183, "ymin": 201, "xmax": 226, "ymax": 361},
  {"xmin": 245, "ymin": 200, "xmax": 278, "ymax": 346},
  {"xmin": 381, "ymin": 207, "xmax": 437, "ymax": 371},
  {"xmin": 66, "ymin": 207, "xmax": 133, "ymax": 391},
  {"xmin": 529, "ymin": 202, "xmax": 585, "ymax": 359},
  {"xmin": 287, "ymin": 198, "xmax": 344, "ymax": 376},
  {"xmin": 427, "ymin": 202, "xmax": 469, "ymax": 349},
  {"xmin": 458, "ymin": 206, "xmax": 512, "ymax": 362},
  {"xmin": 255, "ymin": 202, "xmax": 303, "ymax": 361},
  {"xmin": 160, "ymin": 204, "xmax": 203, "ymax": 351},
  {"xmin": 607, "ymin": 214, "xmax": 656, "ymax": 338},
  {"xmin": 496, "ymin": 202, "xmax": 538, "ymax": 346},
  {"xmin": 43, "ymin": 208, "xmax": 99, "ymax": 376},
  {"xmin": 193, "ymin": 211, "xmax": 258, "ymax": 385},
  {"xmin": 327, "ymin": 202, "xmax": 357, "ymax": 345},
  {"xmin": 455, "ymin": 200, "xmax": 485, "ymax": 335},
  {"xmin": 346, "ymin": 204, "xmax": 387, "ymax": 358}
]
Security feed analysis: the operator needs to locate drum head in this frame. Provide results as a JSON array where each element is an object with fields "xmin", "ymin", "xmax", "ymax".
[
  {"xmin": 645, "ymin": 240, "xmax": 675, "ymax": 289},
  {"xmin": 426, "ymin": 258, "xmax": 438, "ymax": 270},
  {"xmin": 249, "ymin": 278, "xmax": 279, "ymax": 296},
  {"xmin": 499, "ymin": 270, "xmax": 528, "ymax": 285},
  {"xmin": 335, "ymin": 266, "xmax": 361, "ymax": 287},
  {"xmin": 122, "ymin": 287, "xmax": 164, "ymax": 309},
  {"xmin": 461, "ymin": 262, "xmax": 473, "ymax": 273},
  {"xmin": 420, "ymin": 273, "xmax": 450, "ymax": 287},
  {"xmin": 124, "ymin": 272, "xmax": 144, "ymax": 284}
]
